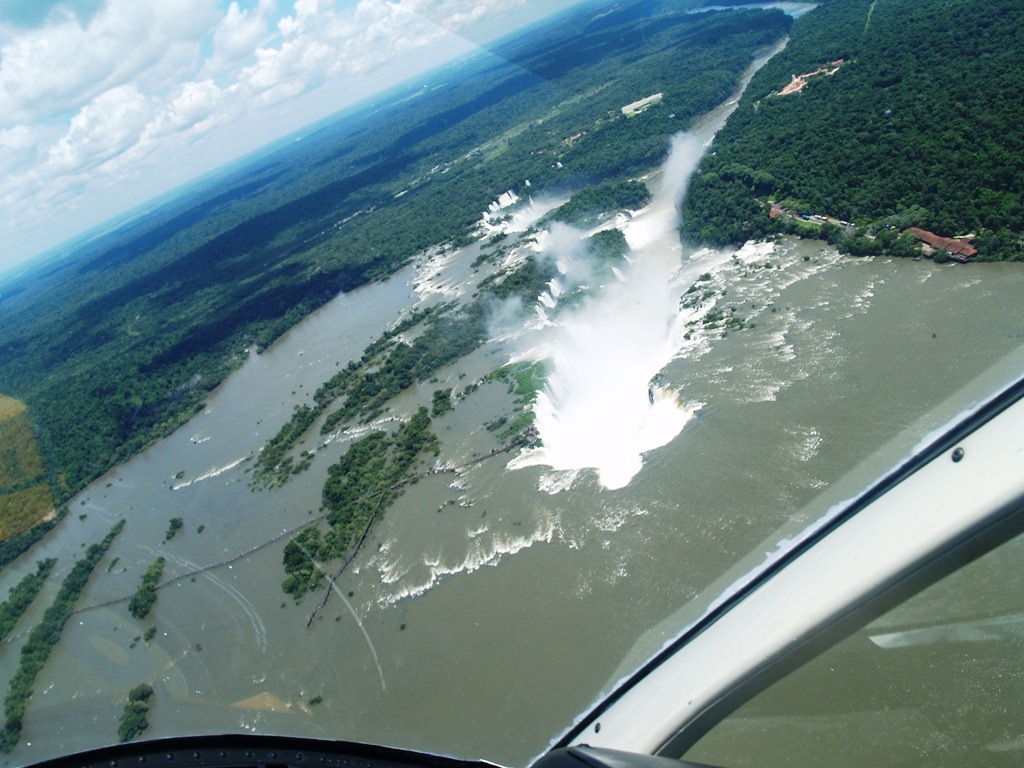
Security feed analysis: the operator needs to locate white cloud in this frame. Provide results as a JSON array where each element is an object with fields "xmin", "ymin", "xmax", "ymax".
[
  {"xmin": 46, "ymin": 84, "xmax": 151, "ymax": 173},
  {"xmin": 147, "ymin": 79, "xmax": 226, "ymax": 138},
  {"xmin": 0, "ymin": 124, "xmax": 35, "ymax": 151},
  {"xmin": 0, "ymin": 124, "xmax": 49, "ymax": 178},
  {"xmin": 236, "ymin": 0, "xmax": 533, "ymax": 100},
  {"xmin": 204, "ymin": 0, "xmax": 277, "ymax": 75},
  {"xmin": 0, "ymin": 0, "xmax": 218, "ymax": 126},
  {"xmin": 0, "ymin": 0, "xmax": 572, "ymax": 271}
]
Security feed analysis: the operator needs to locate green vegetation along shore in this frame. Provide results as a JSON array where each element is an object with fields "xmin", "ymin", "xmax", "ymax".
[
  {"xmin": 0, "ymin": 511, "xmax": 67, "ymax": 576},
  {"xmin": 682, "ymin": 0, "xmax": 1024, "ymax": 262}
]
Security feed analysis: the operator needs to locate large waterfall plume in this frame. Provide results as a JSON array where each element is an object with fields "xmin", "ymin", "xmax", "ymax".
[{"xmin": 511, "ymin": 133, "xmax": 722, "ymax": 490}]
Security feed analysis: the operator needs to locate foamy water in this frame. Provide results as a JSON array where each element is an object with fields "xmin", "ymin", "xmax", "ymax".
[
  {"xmin": 509, "ymin": 134, "xmax": 715, "ymax": 490},
  {"xmin": 371, "ymin": 512, "xmax": 559, "ymax": 606},
  {"xmin": 510, "ymin": 268, "xmax": 701, "ymax": 490},
  {"xmin": 170, "ymin": 455, "xmax": 249, "ymax": 490}
]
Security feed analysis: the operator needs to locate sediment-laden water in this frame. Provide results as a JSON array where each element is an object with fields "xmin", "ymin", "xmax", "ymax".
[{"xmin": 3, "ymin": 43, "xmax": 1024, "ymax": 768}]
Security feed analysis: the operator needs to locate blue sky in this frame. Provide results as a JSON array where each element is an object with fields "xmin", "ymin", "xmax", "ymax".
[{"xmin": 0, "ymin": 0, "xmax": 585, "ymax": 274}]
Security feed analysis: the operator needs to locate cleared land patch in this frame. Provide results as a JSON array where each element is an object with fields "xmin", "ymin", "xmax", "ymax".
[{"xmin": 0, "ymin": 396, "xmax": 53, "ymax": 539}]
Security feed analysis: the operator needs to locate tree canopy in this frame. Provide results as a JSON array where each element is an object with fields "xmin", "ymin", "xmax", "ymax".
[{"xmin": 682, "ymin": 0, "xmax": 1024, "ymax": 261}]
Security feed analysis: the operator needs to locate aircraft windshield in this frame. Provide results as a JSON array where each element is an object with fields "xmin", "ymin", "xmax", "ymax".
[{"xmin": 0, "ymin": 0, "xmax": 1022, "ymax": 766}]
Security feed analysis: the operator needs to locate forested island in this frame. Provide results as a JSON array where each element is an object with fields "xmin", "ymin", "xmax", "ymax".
[
  {"xmin": 117, "ymin": 683, "xmax": 155, "ymax": 743},
  {"xmin": 128, "ymin": 557, "xmax": 165, "ymax": 619},
  {"xmin": 682, "ymin": 0, "xmax": 1024, "ymax": 262}
]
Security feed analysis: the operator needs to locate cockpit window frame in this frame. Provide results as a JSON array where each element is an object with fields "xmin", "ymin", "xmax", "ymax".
[{"xmin": 554, "ymin": 373, "xmax": 1024, "ymax": 760}]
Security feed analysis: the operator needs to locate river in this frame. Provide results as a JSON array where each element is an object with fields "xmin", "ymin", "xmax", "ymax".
[{"xmin": 2, "ymin": 36, "xmax": 1024, "ymax": 768}]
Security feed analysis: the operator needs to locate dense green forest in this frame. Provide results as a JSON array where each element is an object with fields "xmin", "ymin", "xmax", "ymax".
[
  {"xmin": 1, "ymin": 520, "xmax": 124, "ymax": 752},
  {"xmin": 682, "ymin": 0, "xmax": 1024, "ymax": 261},
  {"xmin": 0, "ymin": 0, "xmax": 790, "ymax": 507}
]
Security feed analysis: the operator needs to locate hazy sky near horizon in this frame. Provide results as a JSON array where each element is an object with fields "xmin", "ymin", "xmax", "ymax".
[{"xmin": 0, "ymin": 0, "xmax": 585, "ymax": 274}]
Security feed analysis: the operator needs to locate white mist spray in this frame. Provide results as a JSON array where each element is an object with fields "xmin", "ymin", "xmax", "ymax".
[{"xmin": 511, "ymin": 133, "xmax": 712, "ymax": 490}]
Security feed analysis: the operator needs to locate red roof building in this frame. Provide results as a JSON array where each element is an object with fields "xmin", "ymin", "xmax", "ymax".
[{"xmin": 905, "ymin": 227, "xmax": 978, "ymax": 261}]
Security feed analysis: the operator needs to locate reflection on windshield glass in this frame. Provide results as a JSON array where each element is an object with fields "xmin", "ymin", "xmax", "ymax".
[
  {"xmin": 685, "ymin": 528, "xmax": 1024, "ymax": 767},
  {"xmin": 0, "ymin": 0, "xmax": 1022, "ymax": 766}
]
